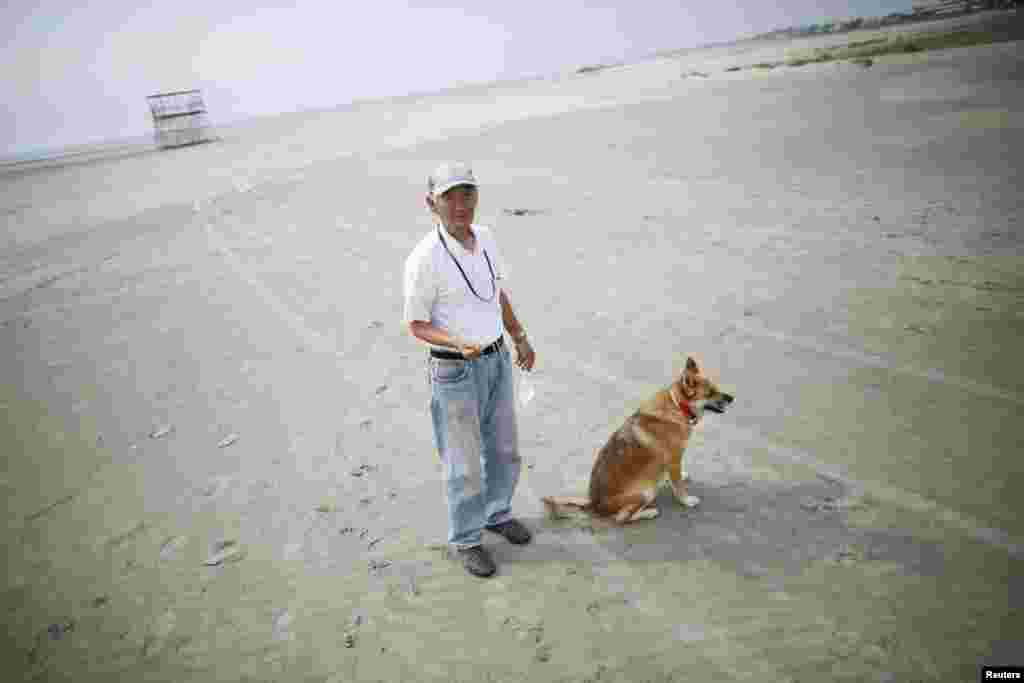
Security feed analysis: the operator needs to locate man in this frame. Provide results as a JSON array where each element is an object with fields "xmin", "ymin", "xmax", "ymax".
[{"xmin": 403, "ymin": 162, "xmax": 536, "ymax": 578}]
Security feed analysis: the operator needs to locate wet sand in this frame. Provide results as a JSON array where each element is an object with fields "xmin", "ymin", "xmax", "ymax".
[{"xmin": 2, "ymin": 11, "xmax": 1023, "ymax": 682}]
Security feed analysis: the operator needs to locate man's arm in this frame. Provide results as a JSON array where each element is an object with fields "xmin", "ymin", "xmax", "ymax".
[
  {"xmin": 499, "ymin": 289, "xmax": 526, "ymax": 342},
  {"xmin": 408, "ymin": 321, "xmax": 482, "ymax": 358},
  {"xmin": 500, "ymin": 289, "xmax": 535, "ymax": 370}
]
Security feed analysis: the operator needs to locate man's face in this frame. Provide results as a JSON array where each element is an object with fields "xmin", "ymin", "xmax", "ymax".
[{"xmin": 431, "ymin": 184, "xmax": 478, "ymax": 231}]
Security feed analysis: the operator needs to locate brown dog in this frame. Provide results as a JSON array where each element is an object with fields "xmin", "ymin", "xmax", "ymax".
[{"xmin": 543, "ymin": 356, "xmax": 734, "ymax": 523}]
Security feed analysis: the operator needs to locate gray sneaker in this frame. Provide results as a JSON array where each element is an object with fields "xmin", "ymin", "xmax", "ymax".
[{"xmin": 457, "ymin": 545, "xmax": 496, "ymax": 578}]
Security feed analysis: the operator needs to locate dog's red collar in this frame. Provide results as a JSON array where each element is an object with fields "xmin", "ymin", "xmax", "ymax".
[{"xmin": 670, "ymin": 387, "xmax": 698, "ymax": 425}]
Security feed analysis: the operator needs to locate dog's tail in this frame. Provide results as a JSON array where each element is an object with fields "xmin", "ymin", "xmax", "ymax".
[{"xmin": 542, "ymin": 496, "xmax": 592, "ymax": 519}]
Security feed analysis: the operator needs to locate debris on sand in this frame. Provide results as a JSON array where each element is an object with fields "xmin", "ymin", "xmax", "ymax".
[
  {"xmin": 203, "ymin": 539, "xmax": 246, "ymax": 566},
  {"xmin": 502, "ymin": 208, "xmax": 547, "ymax": 217},
  {"xmin": 271, "ymin": 609, "xmax": 293, "ymax": 642},
  {"xmin": 24, "ymin": 493, "xmax": 77, "ymax": 522},
  {"xmin": 350, "ymin": 464, "xmax": 376, "ymax": 477},
  {"xmin": 368, "ymin": 559, "xmax": 391, "ymax": 572},
  {"xmin": 799, "ymin": 497, "xmax": 821, "ymax": 512},
  {"xmin": 832, "ymin": 544, "xmax": 861, "ymax": 564},
  {"xmin": 343, "ymin": 632, "xmax": 356, "ymax": 648},
  {"xmin": 46, "ymin": 620, "xmax": 75, "ymax": 641},
  {"xmin": 150, "ymin": 424, "xmax": 174, "ymax": 439},
  {"xmin": 159, "ymin": 535, "xmax": 188, "ymax": 560},
  {"xmin": 725, "ymin": 66, "xmax": 742, "ymax": 72},
  {"xmin": 683, "ymin": 70, "xmax": 709, "ymax": 78},
  {"xmin": 197, "ymin": 477, "xmax": 232, "ymax": 498},
  {"xmin": 217, "ymin": 433, "xmax": 239, "ymax": 448},
  {"xmin": 801, "ymin": 495, "xmax": 863, "ymax": 513}
]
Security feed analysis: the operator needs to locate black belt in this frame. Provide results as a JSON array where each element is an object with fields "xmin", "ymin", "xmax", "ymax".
[{"xmin": 430, "ymin": 336, "xmax": 503, "ymax": 360}]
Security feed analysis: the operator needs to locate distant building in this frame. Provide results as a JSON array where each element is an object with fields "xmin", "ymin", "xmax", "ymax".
[{"xmin": 146, "ymin": 90, "xmax": 215, "ymax": 150}]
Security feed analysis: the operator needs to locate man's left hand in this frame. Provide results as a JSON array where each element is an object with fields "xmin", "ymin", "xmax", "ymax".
[{"xmin": 514, "ymin": 338, "xmax": 536, "ymax": 371}]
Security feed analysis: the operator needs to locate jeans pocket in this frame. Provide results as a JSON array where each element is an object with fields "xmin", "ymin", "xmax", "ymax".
[{"xmin": 432, "ymin": 358, "xmax": 470, "ymax": 384}]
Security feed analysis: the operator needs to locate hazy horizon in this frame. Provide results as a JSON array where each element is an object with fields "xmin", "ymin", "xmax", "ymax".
[{"xmin": 4, "ymin": 1, "xmax": 910, "ymax": 159}]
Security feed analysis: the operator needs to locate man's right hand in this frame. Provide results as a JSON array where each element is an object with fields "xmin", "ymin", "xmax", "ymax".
[
  {"xmin": 408, "ymin": 323, "xmax": 482, "ymax": 359},
  {"xmin": 457, "ymin": 341, "xmax": 483, "ymax": 359}
]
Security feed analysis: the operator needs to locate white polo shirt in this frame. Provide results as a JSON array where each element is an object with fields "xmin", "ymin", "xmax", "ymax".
[{"xmin": 403, "ymin": 223, "xmax": 507, "ymax": 350}]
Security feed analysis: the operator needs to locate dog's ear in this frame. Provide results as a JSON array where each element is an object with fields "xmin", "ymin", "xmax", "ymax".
[{"xmin": 685, "ymin": 356, "xmax": 699, "ymax": 376}]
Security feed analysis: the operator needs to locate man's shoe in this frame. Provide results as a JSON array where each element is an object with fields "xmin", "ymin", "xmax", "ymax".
[
  {"xmin": 457, "ymin": 545, "xmax": 496, "ymax": 577},
  {"xmin": 485, "ymin": 518, "xmax": 532, "ymax": 545}
]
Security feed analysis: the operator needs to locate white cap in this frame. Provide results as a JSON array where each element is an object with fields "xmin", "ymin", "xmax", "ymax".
[{"xmin": 428, "ymin": 162, "xmax": 478, "ymax": 198}]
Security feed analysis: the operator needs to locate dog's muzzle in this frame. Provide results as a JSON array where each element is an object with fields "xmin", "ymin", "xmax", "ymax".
[{"xmin": 704, "ymin": 393, "xmax": 734, "ymax": 414}]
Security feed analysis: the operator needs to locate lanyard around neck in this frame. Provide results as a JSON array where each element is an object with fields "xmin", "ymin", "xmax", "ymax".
[{"xmin": 437, "ymin": 226, "xmax": 497, "ymax": 302}]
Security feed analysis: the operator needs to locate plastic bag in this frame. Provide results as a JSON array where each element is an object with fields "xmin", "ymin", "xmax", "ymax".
[{"xmin": 517, "ymin": 370, "xmax": 536, "ymax": 409}]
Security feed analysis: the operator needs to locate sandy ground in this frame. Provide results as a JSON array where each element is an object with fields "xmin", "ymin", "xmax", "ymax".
[{"xmin": 2, "ymin": 11, "xmax": 1023, "ymax": 683}]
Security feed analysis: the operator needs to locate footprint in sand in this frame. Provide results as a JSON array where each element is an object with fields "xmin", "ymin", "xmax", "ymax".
[
  {"xmin": 141, "ymin": 610, "xmax": 178, "ymax": 657},
  {"xmin": 501, "ymin": 616, "xmax": 550, "ymax": 661},
  {"xmin": 103, "ymin": 521, "xmax": 149, "ymax": 551},
  {"xmin": 27, "ymin": 620, "xmax": 76, "ymax": 671}
]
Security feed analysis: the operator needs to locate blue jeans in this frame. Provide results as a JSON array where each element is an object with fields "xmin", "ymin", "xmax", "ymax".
[{"xmin": 429, "ymin": 344, "xmax": 521, "ymax": 549}]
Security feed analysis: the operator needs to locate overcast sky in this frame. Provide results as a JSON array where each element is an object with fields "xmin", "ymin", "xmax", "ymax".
[{"xmin": 3, "ymin": 1, "xmax": 909, "ymax": 157}]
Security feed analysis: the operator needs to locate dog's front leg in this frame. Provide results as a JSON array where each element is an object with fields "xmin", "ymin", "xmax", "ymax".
[{"xmin": 669, "ymin": 460, "xmax": 700, "ymax": 508}]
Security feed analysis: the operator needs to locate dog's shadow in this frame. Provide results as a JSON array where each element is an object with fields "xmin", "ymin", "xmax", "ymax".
[{"xmin": 491, "ymin": 477, "xmax": 944, "ymax": 579}]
